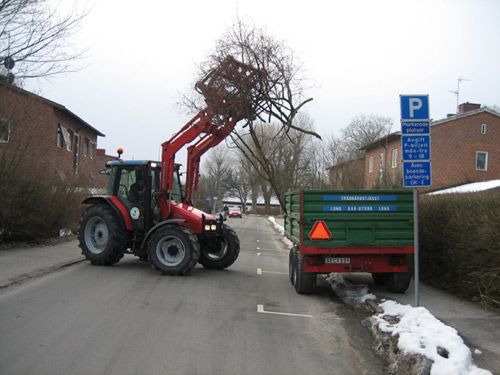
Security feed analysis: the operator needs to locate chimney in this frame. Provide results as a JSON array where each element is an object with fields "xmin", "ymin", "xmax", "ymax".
[{"xmin": 458, "ymin": 102, "xmax": 480, "ymax": 114}]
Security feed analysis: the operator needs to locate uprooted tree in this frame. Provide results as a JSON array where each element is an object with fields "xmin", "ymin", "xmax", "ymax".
[{"xmin": 186, "ymin": 20, "xmax": 320, "ymax": 212}]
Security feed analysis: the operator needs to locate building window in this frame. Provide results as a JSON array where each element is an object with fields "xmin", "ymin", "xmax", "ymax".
[
  {"xmin": 84, "ymin": 137, "xmax": 90, "ymax": 157},
  {"xmin": 66, "ymin": 129, "xmax": 74, "ymax": 151},
  {"xmin": 480, "ymin": 123, "xmax": 487, "ymax": 134},
  {"xmin": 391, "ymin": 149, "xmax": 398, "ymax": 168},
  {"xmin": 368, "ymin": 156, "xmax": 373, "ymax": 173},
  {"xmin": 56, "ymin": 125, "xmax": 64, "ymax": 148},
  {"xmin": 0, "ymin": 119, "xmax": 10, "ymax": 143},
  {"xmin": 89, "ymin": 141, "xmax": 95, "ymax": 159},
  {"xmin": 379, "ymin": 152, "xmax": 385, "ymax": 179},
  {"xmin": 476, "ymin": 151, "xmax": 488, "ymax": 171}
]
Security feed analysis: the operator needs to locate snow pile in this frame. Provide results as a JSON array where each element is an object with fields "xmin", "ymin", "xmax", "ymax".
[
  {"xmin": 267, "ymin": 216, "xmax": 284, "ymax": 235},
  {"xmin": 375, "ymin": 300, "xmax": 492, "ymax": 375},
  {"xmin": 325, "ymin": 273, "xmax": 376, "ymax": 304},
  {"xmin": 428, "ymin": 180, "xmax": 500, "ymax": 195}
]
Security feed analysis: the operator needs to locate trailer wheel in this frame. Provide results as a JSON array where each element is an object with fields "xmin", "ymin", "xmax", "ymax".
[
  {"xmin": 79, "ymin": 204, "xmax": 127, "ymax": 266},
  {"xmin": 385, "ymin": 272, "xmax": 411, "ymax": 293},
  {"xmin": 198, "ymin": 224, "xmax": 240, "ymax": 269},
  {"xmin": 371, "ymin": 273, "xmax": 387, "ymax": 286},
  {"xmin": 288, "ymin": 246, "xmax": 298, "ymax": 284},
  {"xmin": 147, "ymin": 225, "xmax": 200, "ymax": 275},
  {"xmin": 293, "ymin": 252, "xmax": 316, "ymax": 294}
]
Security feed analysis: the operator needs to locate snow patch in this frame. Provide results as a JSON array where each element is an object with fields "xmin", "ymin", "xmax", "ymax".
[
  {"xmin": 375, "ymin": 300, "xmax": 492, "ymax": 375},
  {"xmin": 325, "ymin": 273, "xmax": 376, "ymax": 304},
  {"xmin": 267, "ymin": 216, "xmax": 292, "ymax": 246}
]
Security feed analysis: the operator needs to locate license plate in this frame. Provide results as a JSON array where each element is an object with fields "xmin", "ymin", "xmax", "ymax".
[{"xmin": 325, "ymin": 257, "xmax": 351, "ymax": 264}]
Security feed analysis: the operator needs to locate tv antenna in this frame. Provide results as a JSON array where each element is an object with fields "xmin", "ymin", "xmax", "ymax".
[{"xmin": 449, "ymin": 77, "xmax": 470, "ymax": 113}]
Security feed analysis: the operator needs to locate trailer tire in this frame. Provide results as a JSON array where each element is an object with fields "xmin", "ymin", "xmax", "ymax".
[
  {"xmin": 293, "ymin": 252, "xmax": 316, "ymax": 294},
  {"xmin": 79, "ymin": 204, "xmax": 127, "ymax": 266},
  {"xmin": 147, "ymin": 225, "xmax": 200, "ymax": 275},
  {"xmin": 371, "ymin": 273, "xmax": 387, "ymax": 286},
  {"xmin": 198, "ymin": 224, "xmax": 239, "ymax": 269},
  {"xmin": 385, "ymin": 272, "xmax": 411, "ymax": 293},
  {"xmin": 289, "ymin": 246, "xmax": 298, "ymax": 284}
]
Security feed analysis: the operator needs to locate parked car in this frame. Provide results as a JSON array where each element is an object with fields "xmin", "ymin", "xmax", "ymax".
[{"xmin": 228, "ymin": 209, "xmax": 243, "ymax": 218}]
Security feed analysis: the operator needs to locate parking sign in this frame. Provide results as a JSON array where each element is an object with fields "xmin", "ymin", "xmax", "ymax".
[{"xmin": 400, "ymin": 95, "xmax": 431, "ymax": 188}]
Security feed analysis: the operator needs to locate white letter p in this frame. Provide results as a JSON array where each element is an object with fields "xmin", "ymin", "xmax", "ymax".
[{"xmin": 409, "ymin": 98, "xmax": 422, "ymax": 118}]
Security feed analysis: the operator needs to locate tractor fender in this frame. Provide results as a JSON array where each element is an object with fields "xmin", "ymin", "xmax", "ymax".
[
  {"xmin": 141, "ymin": 219, "xmax": 186, "ymax": 249},
  {"xmin": 81, "ymin": 195, "xmax": 132, "ymax": 231}
]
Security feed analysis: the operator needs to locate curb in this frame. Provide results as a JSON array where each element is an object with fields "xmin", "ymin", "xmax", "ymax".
[{"xmin": 0, "ymin": 257, "xmax": 85, "ymax": 290}]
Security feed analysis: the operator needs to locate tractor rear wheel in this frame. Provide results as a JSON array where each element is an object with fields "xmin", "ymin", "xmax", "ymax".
[
  {"xmin": 289, "ymin": 246, "xmax": 298, "ymax": 284},
  {"xmin": 79, "ymin": 204, "xmax": 127, "ymax": 266},
  {"xmin": 147, "ymin": 225, "xmax": 200, "ymax": 275},
  {"xmin": 198, "ymin": 224, "xmax": 240, "ymax": 269}
]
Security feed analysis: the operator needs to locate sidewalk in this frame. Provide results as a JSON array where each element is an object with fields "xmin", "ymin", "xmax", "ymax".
[
  {"xmin": 273, "ymin": 216, "xmax": 499, "ymax": 373},
  {"xmin": 0, "ymin": 239, "xmax": 84, "ymax": 289}
]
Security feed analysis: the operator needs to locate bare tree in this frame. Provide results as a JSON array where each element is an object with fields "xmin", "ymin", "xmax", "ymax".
[
  {"xmin": 0, "ymin": 0, "xmax": 87, "ymax": 82},
  {"xmin": 341, "ymin": 114, "xmax": 393, "ymax": 159}
]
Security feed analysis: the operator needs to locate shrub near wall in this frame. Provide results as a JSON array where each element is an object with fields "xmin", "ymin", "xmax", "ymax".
[{"xmin": 419, "ymin": 190, "xmax": 500, "ymax": 309}]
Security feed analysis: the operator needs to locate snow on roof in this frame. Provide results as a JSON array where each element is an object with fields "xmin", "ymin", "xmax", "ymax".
[
  {"xmin": 428, "ymin": 180, "xmax": 500, "ymax": 195},
  {"xmin": 223, "ymin": 195, "xmax": 280, "ymax": 205}
]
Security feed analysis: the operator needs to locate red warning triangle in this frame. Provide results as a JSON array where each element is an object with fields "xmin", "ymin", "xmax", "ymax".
[{"xmin": 309, "ymin": 220, "xmax": 332, "ymax": 240}]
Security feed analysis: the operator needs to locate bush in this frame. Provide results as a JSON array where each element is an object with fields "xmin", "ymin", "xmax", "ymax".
[
  {"xmin": 419, "ymin": 190, "xmax": 500, "ymax": 309},
  {"xmin": 0, "ymin": 156, "xmax": 86, "ymax": 243}
]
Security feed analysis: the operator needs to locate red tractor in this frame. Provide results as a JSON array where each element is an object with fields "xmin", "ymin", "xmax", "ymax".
[{"xmin": 78, "ymin": 56, "xmax": 262, "ymax": 275}]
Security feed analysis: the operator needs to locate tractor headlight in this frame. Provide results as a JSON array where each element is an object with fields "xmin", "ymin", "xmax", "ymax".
[
  {"xmin": 204, "ymin": 225, "xmax": 211, "ymax": 231},
  {"xmin": 211, "ymin": 224, "xmax": 217, "ymax": 231}
]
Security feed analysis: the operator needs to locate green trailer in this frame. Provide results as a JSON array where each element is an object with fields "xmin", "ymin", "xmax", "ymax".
[{"xmin": 285, "ymin": 189, "xmax": 414, "ymax": 294}]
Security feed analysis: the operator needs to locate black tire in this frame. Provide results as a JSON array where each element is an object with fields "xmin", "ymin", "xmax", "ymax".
[
  {"xmin": 371, "ymin": 273, "xmax": 387, "ymax": 286},
  {"xmin": 289, "ymin": 246, "xmax": 298, "ymax": 284},
  {"xmin": 198, "ymin": 224, "xmax": 240, "ymax": 269},
  {"xmin": 385, "ymin": 272, "xmax": 411, "ymax": 293},
  {"xmin": 293, "ymin": 252, "xmax": 316, "ymax": 294},
  {"xmin": 78, "ymin": 204, "xmax": 127, "ymax": 266},
  {"xmin": 147, "ymin": 225, "xmax": 200, "ymax": 275}
]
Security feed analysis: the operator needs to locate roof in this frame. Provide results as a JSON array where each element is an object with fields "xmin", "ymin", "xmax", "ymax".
[
  {"xmin": 427, "ymin": 180, "xmax": 500, "ymax": 195},
  {"xmin": 107, "ymin": 160, "xmax": 160, "ymax": 166},
  {"xmin": 0, "ymin": 81, "xmax": 105, "ymax": 137},
  {"xmin": 361, "ymin": 106, "xmax": 500, "ymax": 151},
  {"xmin": 359, "ymin": 132, "xmax": 401, "ymax": 151}
]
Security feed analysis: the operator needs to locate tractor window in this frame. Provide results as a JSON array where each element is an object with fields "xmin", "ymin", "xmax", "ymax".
[
  {"xmin": 171, "ymin": 169, "xmax": 182, "ymax": 202},
  {"xmin": 117, "ymin": 167, "xmax": 146, "ymax": 208}
]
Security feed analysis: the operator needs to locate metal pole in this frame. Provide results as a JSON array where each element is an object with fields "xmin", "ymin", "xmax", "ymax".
[{"xmin": 414, "ymin": 188, "xmax": 420, "ymax": 307}]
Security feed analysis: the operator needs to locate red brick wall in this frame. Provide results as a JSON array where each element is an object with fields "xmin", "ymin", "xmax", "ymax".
[
  {"xmin": 0, "ymin": 84, "xmax": 109, "ymax": 188},
  {"xmin": 363, "ymin": 138, "xmax": 402, "ymax": 189},
  {"xmin": 362, "ymin": 111, "xmax": 500, "ymax": 190}
]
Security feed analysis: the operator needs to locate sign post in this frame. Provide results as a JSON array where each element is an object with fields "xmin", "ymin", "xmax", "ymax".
[{"xmin": 400, "ymin": 95, "xmax": 431, "ymax": 307}]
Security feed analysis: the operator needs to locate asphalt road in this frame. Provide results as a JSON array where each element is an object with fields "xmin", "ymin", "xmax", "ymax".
[{"xmin": 0, "ymin": 215, "xmax": 383, "ymax": 375}]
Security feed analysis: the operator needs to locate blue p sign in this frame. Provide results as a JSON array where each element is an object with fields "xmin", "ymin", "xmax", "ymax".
[{"xmin": 401, "ymin": 95, "xmax": 429, "ymax": 120}]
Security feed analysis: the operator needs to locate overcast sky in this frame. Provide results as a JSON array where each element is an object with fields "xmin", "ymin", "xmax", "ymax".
[{"xmin": 28, "ymin": 0, "xmax": 500, "ymax": 161}]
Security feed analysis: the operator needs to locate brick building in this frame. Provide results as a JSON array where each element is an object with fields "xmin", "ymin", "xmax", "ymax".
[
  {"xmin": 0, "ymin": 82, "xmax": 114, "ymax": 188},
  {"xmin": 360, "ymin": 103, "xmax": 500, "ymax": 191},
  {"xmin": 328, "ymin": 157, "xmax": 365, "ymax": 189}
]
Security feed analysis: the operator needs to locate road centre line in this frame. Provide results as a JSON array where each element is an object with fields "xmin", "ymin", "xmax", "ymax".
[{"xmin": 257, "ymin": 304, "xmax": 312, "ymax": 318}]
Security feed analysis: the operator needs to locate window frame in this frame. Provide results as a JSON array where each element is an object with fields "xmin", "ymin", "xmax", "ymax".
[
  {"xmin": 480, "ymin": 123, "xmax": 487, "ymax": 135},
  {"xmin": 475, "ymin": 151, "xmax": 488, "ymax": 171},
  {"xmin": 0, "ymin": 118, "xmax": 10, "ymax": 143},
  {"xmin": 391, "ymin": 148, "xmax": 398, "ymax": 169},
  {"xmin": 368, "ymin": 156, "xmax": 373, "ymax": 173}
]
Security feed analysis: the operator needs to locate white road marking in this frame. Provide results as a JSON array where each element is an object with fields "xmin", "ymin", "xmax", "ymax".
[
  {"xmin": 257, "ymin": 268, "xmax": 287, "ymax": 275},
  {"xmin": 257, "ymin": 252, "xmax": 261, "ymax": 256},
  {"xmin": 257, "ymin": 304, "xmax": 312, "ymax": 318},
  {"xmin": 256, "ymin": 247, "xmax": 261, "ymax": 250}
]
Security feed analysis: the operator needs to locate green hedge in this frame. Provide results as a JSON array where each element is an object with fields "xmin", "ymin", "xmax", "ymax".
[{"xmin": 419, "ymin": 190, "xmax": 500, "ymax": 309}]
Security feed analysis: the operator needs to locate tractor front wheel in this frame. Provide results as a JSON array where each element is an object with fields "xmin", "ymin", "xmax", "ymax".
[
  {"xmin": 198, "ymin": 224, "xmax": 240, "ymax": 269},
  {"xmin": 147, "ymin": 225, "xmax": 200, "ymax": 275},
  {"xmin": 79, "ymin": 204, "xmax": 127, "ymax": 266}
]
